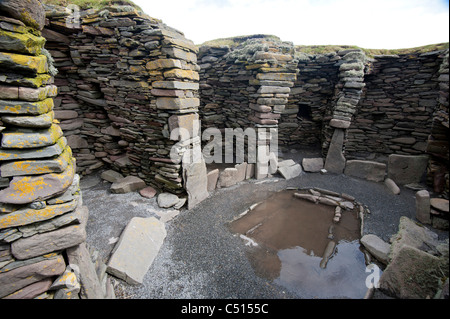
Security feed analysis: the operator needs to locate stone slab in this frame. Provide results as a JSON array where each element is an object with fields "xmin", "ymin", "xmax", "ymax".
[
  {"xmin": 0, "ymin": 157, "xmax": 75, "ymax": 204},
  {"xmin": 0, "ymin": 0, "xmax": 46, "ymax": 30},
  {"xmin": 0, "ymin": 136, "xmax": 66, "ymax": 161},
  {"xmin": 183, "ymin": 156, "xmax": 209, "ymax": 209},
  {"xmin": 11, "ymin": 205, "xmax": 88, "ymax": 260},
  {"xmin": 106, "ymin": 217, "xmax": 166, "ymax": 285},
  {"xmin": 302, "ymin": 158, "xmax": 324, "ymax": 172},
  {"xmin": 379, "ymin": 245, "xmax": 442, "ymax": 299},
  {"xmin": 278, "ymin": 163, "xmax": 302, "ymax": 180},
  {"xmin": 110, "ymin": 176, "xmax": 146, "ymax": 194},
  {"xmin": 344, "ymin": 160, "xmax": 386, "ymax": 182},
  {"xmin": 0, "ymin": 254, "xmax": 65, "ymax": 298},
  {"xmin": 1, "ymin": 123, "xmax": 62, "ymax": 149},
  {"xmin": 0, "ymin": 98, "xmax": 53, "ymax": 115},
  {"xmin": 1, "ymin": 145, "xmax": 71, "ymax": 177},
  {"xmin": 387, "ymin": 154, "xmax": 429, "ymax": 185},
  {"xmin": 2, "ymin": 111, "xmax": 54, "ymax": 128},
  {"xmin": 360, "ymin": 234, "xmax": 391, "ymax": 265},
  {"xmin": 66, "ymin": 241, "xmax": 104, "ymax": 299},
  {"xmin": 324, "ymin": 129, "xmax": 346, "ymax": 174}
]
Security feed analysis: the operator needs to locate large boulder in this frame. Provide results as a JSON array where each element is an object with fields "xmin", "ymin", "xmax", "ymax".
[
  {"xmin": 0, "ymin": 0, "xmax": 46, "ymax": 30},
  {"xmin": 387, "ymin": 154, "xmax": 429, "ymax": 185}
]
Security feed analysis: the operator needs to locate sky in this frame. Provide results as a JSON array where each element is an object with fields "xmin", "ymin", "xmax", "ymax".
[{"xmin": 133, "ymin": 0, "xmax": 449, "ymax": 49}]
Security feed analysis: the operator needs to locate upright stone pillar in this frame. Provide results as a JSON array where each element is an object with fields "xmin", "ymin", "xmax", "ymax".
[
  {"xmin": 247, "ymin": 40, "xmax": 298, "ymax": 178},
  {"xmin": 325, "ymin": 50, "xmax": 366, "ymax": 173},
  {"xmin": 0, "ymin": 0, "xmax": 104, "ymax": 299}
]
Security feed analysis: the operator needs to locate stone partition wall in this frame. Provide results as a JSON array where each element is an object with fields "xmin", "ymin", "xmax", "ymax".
[
  {"xmin": 346, "ymin": 51, "xmax": 444, "ymax": 160},
  {"xmin": 282, "ymin": 52, "xmax": 340, "ymax": 147},
  {"xmin": 41, "ymin": 3, "xmax": 202, "ymax": 195},
  {"xmin": 199, "ymin": 38, "xmax": 298, "ymax": 178},
  {"xmin": 0, "ymin": 0, "xmax": 107, "ymax": 299}
]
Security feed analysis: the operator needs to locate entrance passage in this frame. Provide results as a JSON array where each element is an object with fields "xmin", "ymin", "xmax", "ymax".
[{"xmin": 229, "ymin": 189, "xmax": 368, "ymax": 298}]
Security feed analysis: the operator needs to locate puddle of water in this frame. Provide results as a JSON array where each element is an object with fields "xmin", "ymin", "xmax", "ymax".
[{"xmin": 229, "ymin": 189, "xmax": 368, "ymax": 299}]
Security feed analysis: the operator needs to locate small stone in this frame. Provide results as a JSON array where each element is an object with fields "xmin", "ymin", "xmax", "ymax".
[
  {"xmin": 157, "ymin": 192, "xmax": 180, "ymax": 208},
  {"xmin": 139, "ymin": 186, "xmax": 157, "ymax": 199},
  {"xmin": 207, "ymin": 169, "xmax": 219, "ymax": 192},
  {"xmin": 384, "ymin": 178, "xmax": 400, "ymax": 195},
  {"xmin": 430, "ymin": 198, "xmax": 449, "ymax": 213},
  {"xmin": 415, "ymin": 190, "xmax": 431, "ymax": 224}
]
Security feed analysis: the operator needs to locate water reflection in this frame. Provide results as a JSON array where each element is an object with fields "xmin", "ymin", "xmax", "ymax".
[{"xmin": 230, "ymin": 189, "xmax": 368, "ymax": 298}]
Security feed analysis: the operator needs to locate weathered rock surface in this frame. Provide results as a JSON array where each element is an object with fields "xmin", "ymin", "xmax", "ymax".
[
  {"xmin": 379, "ymin": 245, "xmax": 444, "ymax": 299},
  {"xmin": 11, "ymin": 205, "xmax": 88, "ymax": 259},
  {"xmin": 302, "ymin": 158, "xmax": 324, "ymax": 173},
  {"xmin": 0, "ymin": 254, "xmax": 65, "ymax": 298},
  {"xmin": 360, "ymin": 234, "xmax": 391, "ymax": 265},
  {"xmin": 344, "ymin": 160, "xmax": 386, "ymax": 182},
  {"xmin": 324, "ymin": 129, "xmax": 346, "ymax": 174},
  {"xmin": 110, "ymin": 176, "xmax": 146, "ymax": 194},
  {"xmin": 387, "ymin": 154, "xmax": 429, "ymax": 185},
  {"xmin": 106, "ymin": 217, "xmax": 166, "ymax": 285},
  {"xmin": 0, "ymin": 0, "xmax": 46, "ymax": 30}
]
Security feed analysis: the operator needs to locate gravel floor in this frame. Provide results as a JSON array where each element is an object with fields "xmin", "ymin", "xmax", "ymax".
[{"xmin": 81, "ymin": 159, "xmax": 449, "ymax": 300}]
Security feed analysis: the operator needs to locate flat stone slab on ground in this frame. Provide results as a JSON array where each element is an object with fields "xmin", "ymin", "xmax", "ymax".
[
  {"xmin": 278, "ymin": 163, "xmax": 302, "ymax": 180},
  {"xmin": 302, "ymin": 158, "xmax": 324, "ymax": 172},
  {"xmin": 344, "ymin": 160, "xmax": 386, "ymax": 182},
  {"xmin": 110, "ymin": 176, "xmax": 146, "ymax": 194},
  {"xmin": 101, "ymin": 170, "xmax": 124, "ymax": 183},
  {"xmin": 106, "ymin": 217, "xmax": 166, "ymax": 285}
]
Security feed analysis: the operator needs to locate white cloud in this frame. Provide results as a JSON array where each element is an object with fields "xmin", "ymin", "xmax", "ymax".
[{"xmin": 134, "ymin": 0, "xmax": 449, "ymax": 49}]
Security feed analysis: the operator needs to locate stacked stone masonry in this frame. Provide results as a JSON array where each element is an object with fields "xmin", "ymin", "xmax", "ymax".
[
  {"xmin": 42, "ymin": 3, "xmax": 201, "ymax": 195},
  {"xmin": 0, "ymin": 0, "xmax": 109, "ymax": 299},
  {"xmin": 199, "ymin": 40, "xmax": 448, "ymax": 195}
]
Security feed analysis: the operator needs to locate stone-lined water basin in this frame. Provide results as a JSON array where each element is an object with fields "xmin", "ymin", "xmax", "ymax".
[{"xmin": 229, "ymin": 189, "xmax": 368, "ymax": 298}]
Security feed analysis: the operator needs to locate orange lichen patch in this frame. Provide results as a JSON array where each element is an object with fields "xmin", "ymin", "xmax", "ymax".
[
  {"xmin": 0, "ymin": 98, "xmax": 54, "ymax": 115},
  {"xmin": 0, "ymin": 158, "xmax": 75, "ymax": 205},
  {"xmin": 1, "ymin": 146, "xmax": 72, "ymax": 177},
  {"xmin": 0, "ymin": 52, "xmax": 48, "ymax": 74},
  {"xmin": 0, "ymin": 199, "xmax": 78, "ymax": 229},
  {"xmin": 1, "ymin": 110, "xmax": 54, "ymax": 128},
  {"xmin": 0, "ymin": 136, "xmax": 66, "ymax": 161},
  {"xmin": 1, "ymin": 123, "xmax": 62, "ymax": 149}
]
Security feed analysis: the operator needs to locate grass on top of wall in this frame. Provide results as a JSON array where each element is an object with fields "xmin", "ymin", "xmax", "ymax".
[
  {"xmin": 201, "ymin": 34, "xmax": 448, "ymax": 57},
  {"xmin": 41, "ymin": 0, "xmax": 142, "ymax": 11}
]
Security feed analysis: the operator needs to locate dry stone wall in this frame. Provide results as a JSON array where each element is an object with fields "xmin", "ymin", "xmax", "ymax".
[
  {"xmin": 0, "ymin": 0, "xmax": 107, "ymax": 299},
  {"xmin": 42, "ymin": 3, "xmax": 201, "ymax": 195}
]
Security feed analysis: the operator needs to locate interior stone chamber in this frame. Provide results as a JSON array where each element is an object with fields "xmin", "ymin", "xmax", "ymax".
[
  {"xmin": 0, "ymin": 0, "xmax": 448, "ymax": 299},
  {"xmin": 23, "ymin": 5, "xmax": 447, "ymax": 204}
]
